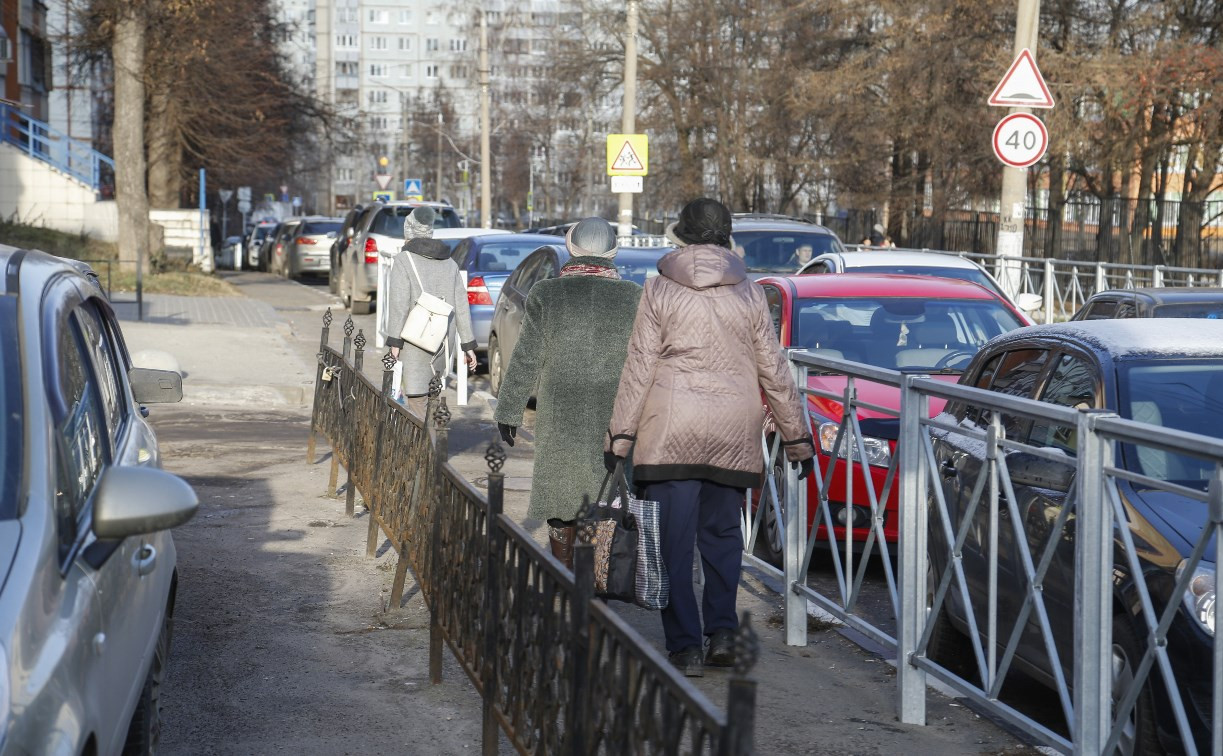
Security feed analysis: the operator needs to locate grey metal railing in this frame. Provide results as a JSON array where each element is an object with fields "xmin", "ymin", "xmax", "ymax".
[{"xmin": 751, "ymin": 349, "xmax": 1221, "ymax": 754}]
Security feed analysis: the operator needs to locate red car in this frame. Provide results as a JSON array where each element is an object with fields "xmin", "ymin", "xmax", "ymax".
[{"xmin": 751, "ymin": 274, "xmax": 1030, "ymax": 560}]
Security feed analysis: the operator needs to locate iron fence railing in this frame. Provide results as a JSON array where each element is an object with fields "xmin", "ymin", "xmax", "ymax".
[
  {"xmin": 307, "ymin": 309, "xmax": 760, "ymax": 754},
  {"xmin": 0, "ymin": 103, "xmax": 115, "ymax": 196},
  {"xmin": 750, "ymin": 349, "xmax": 1222, "ymax": 754}
]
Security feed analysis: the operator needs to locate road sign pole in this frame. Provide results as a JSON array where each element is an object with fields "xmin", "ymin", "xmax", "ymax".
[
  {"xmin": 479, "ymin": 11, "xmax": 491, "ymax": 228},
  {"xmin": 617, "ymin": 0, "xmax": 639, "ymax": 239},
  {"xmin": 995, "ymin": 0, "xmax": 1041, "ymax": 299}
]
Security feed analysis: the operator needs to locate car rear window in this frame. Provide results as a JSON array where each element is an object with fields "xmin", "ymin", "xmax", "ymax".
[
  {"xmin": 303, "ymin": 222, "xmax": 342, "ymax": 236},
  {"xmin": 734, "ymin": 230, "xmax": 843, "ymax": 273},
  {"xmin": 370, "ymin": 206, "xmax": 462, "ymax": 237},
  {"xmin": 1152, "ymin": 303, "xmax": 1223, "ymax": 318},
  {"xmin": 0, "ymin": 296, "xmax": 21, "ymax": 518},
  {"xmin": 471, "ymin": 242, "xmax": 552, "ymax": 272}
]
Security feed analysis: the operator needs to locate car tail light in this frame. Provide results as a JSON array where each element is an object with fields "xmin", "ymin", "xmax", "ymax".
[
  {"xmin": 364, "ymin": 237, "xmax": 379, "ymax": 264},
  {"xmin": 295, "ymin": 236, "xmax": 317, "ymax": 245},
  {"xmin": 467, "ymin": 276, "xmax": 493, "ymax": 305}
]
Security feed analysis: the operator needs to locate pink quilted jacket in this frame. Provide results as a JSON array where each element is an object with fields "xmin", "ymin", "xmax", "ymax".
[{"xmin": 606, "ymin": 244, "xmax": 814, "ymax": 488}]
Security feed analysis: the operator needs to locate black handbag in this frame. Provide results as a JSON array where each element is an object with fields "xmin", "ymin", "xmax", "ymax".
[{"xmin": 580, "ymin": 463, "xmax": 639, "ymax": 603}]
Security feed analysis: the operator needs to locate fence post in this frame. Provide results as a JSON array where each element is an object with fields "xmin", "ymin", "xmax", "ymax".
[
  {"xmin": 342, "ymin": 315, "xmax": 354, "ymax": 359},
  {"xmin": 344, "ymin": 330, "xmax": 366, "ymax": 517},
  {"xmin": 368, "ymin": 351, "xmax": 397, "ymax": 558},
  {"xmin": 719, "ymin": 612, "xmax": 760, "ymax": 756},
  {"xmin": 429, "ymin": 398, "xmax": 451, "ymax": 685},
  {"xmin": 1073, "ymin": 410, "xmax": 1115, "ymax": 755},
  {"xmin": 307, "ymin": 308, "xmax": 332, "ymax": 464},
  {"xmin": 569, "ymin": 538, "xmax": 595, "ymax": 755},
  {"xmin": 1094, "ymin": 263, "xmax": 1106, "ymax": 295},
  {"xmin": 482, "ymin": 439, "xmax": 506, "ymax": 756},
  {"xmin": 784, "ymin": 359, "xmax": 808, "ymax": 647},
  {"xmin": 1042, "ymin": 259, "xmax": 1055, "ymax": 324},
  {"xmin": 897, "ymin": 375, "xmax": 930, "ymax": 725},
  {"xmin": 1153, "ymin": 265, "xmax": 1165, "ymax": 288}
]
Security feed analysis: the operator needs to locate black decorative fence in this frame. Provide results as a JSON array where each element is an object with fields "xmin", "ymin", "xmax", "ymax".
[{"xmin": 306, "ymin": 310, "xmax": 760, "ymax": 755}]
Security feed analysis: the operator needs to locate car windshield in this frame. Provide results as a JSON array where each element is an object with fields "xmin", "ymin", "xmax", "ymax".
[
  {"xmin": 1119, "ymin": 360, "xmax": 1223, "ymax": 489},
  {"xmin": 253, "ymin": 225, "xmax": 274, "ymax": 241},
  {"xmin": 371, "ymin": 206, "xmax": 462, "ymax": 237},
  {"xmin": 0, "ymin": 297, "xmax": 20, "ymax": 518},
  {"xmin": 303, "ymin": 221, "xmax": 342, "ymax": 236},
  {"xmin": 848, "ymin": 265, "xmax": 1000, "ymax": 296},
  {"xmin": 471, "ymin": 242, "xmax": 550, "ymax": 273},
  {"xmin": 1152, "ymin": 303, "xmax": 1223, "ymax": 318},
  {"xmin": 792, "ymin": 296, "xmax": 1023, "ymax": 372},
  {"xmin": 735, "ymin": 230, "xmax": 842, "ymax": 273},
  {"xmin": 614, "ymin": 252, "xmax": 666, "ymax": 285}
]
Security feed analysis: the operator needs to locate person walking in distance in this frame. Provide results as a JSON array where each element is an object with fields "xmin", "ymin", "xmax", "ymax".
[
  {"xmin": 494, "ymin": 218, "xmax": 642, "ymax": 569},
  {"xmin": 606, "ymin": 198, "xmax": 815, "ymax": 677},
  {"xmin": 385, "ymin": 206, "xmax": 477, "ymax": 417}
]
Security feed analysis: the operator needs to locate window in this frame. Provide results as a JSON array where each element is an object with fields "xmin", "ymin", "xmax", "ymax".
[
  {"xmin": 369, "ymin": 63, "xmax": 387, "ymax": 77},
  {"xmin": 336, "ymin": 61, "xmax": 358, "ymax": 77},
  {"xmin": 426, "ymin": 10, "xmax": 438, "ymax": 24},
  {"xmin": 368, "ymin": 9, "xmax": 387, "ymax": 24},
  {"xmin": 1081, "ymin": 299, "xmax": 1117, "ymax": 320},
  {"xmin": 398, "ymin": 37, "xmax": 412, "ymax": 51},
  {"xmin": 368, "ymin": 90, "xmax": 388, "ymax": 105},
  {"xmin": 336, "ymin": 34, "xmax": 356, "ymax": 48},
  {"xmin": 76, "ymin": 305, "xmax": 125, "ymax": 445},
  {"xmin": 54, "ymin": 314, "xmax": 108, "ymax": 559},
  {"xmin": 369, "ymin": 36, "xmax": 387, "ymax": 51},
  {"xmin": 399, "ymin": 10, "xmax": 412, "ymax": 23},
  {"xmin": 337, "ymin": 168, "xmax": 354, "ymax": 182},
  {"xmin": 449, "ymin": 39, "xmax": 467, "ymax": 52},
  {"xmin": 369, "ymin": 115, "xmax": 388, "ymax": 130},
  {"xmin": 983, "ymin": 348, "xmax": 1049, "ymax": 439},
  {"xmin": 425, "ymin": 64, "xmax": 438, "ymax": 79},
  {"xmin": 449, "ymin": 65, "xmax": 467, "ymax": 79},
  {"xmin": 1029, "ymin": 353, "xmax": 1098, "ymax": 454},
  {"xmin": 426, "ymin": 38, "xmax": 439, "ymax": 52}
]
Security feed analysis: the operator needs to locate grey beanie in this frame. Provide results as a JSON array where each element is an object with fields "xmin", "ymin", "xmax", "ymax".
[
  {"xmin": 565, "ymin": 217, "xmax": 617, "ymax": 259},
  {"xmin": 403, "ymin": 206, "xmax": 436, "ymax": 240}
]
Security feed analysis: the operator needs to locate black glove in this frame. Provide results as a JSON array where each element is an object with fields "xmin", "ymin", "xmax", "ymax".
[
  {"xmin": 792, "ymin": 457, "xmax": 815, "ymax": 480},
  {"xmin": 604, "ymin": 451, "xmax": 622, "ymax": 472},
  {"xmin": 498, "ymin": 423, "xmax": 517, "ymax": 447}
]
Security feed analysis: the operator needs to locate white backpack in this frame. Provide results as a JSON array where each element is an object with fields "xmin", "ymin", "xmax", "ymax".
[{"xmin": 399, "ymin": 253, "xmax": 454, "ymax": 354}]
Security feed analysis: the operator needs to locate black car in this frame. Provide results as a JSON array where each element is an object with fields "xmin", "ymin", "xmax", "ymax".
[
  {"xmin": 730, "ymin": 214, "xmax": 845, "ymax": 278},
  {"xmin": 328, "ymin": 205, "xmax": 365, "ymax": 295},
  {"xmin": 1072, "ymin": 287, "xmax": 1223, "ymax": 321},
  {"xmin": 929, "ymin": 319, "xmax": 1223, "ymax": 754},
  {"xmin": 486, "ymin": 244, "xmax": 671, "ymax": 395}
]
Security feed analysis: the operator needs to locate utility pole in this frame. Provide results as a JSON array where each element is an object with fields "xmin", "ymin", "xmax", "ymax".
[
  {"xmin": 436, "ymin": 112, "xmax": 444, "ymax": 203},
  {"xmin": 617, "ymin": 0, "xmax": 639, "ymax": 239},
  {"xmin": 995, "ymin": 0, "xmax": 1041, "ymax": 297},
  {"xmin": 479, "ymin": 10, "xmax": 492, "ymax": 228}
]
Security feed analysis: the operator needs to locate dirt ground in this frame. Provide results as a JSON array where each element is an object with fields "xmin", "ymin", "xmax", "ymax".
[{"xmin": 135, "ymin": 273, "xmax": 1045, "ymax": 755}]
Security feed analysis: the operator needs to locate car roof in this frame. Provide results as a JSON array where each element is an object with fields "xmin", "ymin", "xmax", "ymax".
[
  {"xmin": 467, "ymin": 233, "xmax": 559, "ymax": 246},
  {"xmin": 0, "ymin": 246, "xmax": 103, "ymax": 297},
  {"xmin": 989, "ymin": 319, "xmax": 1223, "ymax": 360},
  {"xmin": 767, "ymin": 273, "xmax": 1001, "ymax": 300},
  {"xmin": 1092, "ymin": 287, "xmax": 1223, "ymax": 305},
  {"xmin": 433, "ymin": 227, "xmax": 512, "ymax": 239},
  {"xmin": 823, "ymin": 250, "xmax": 983, "ymax": 270},
  {"xmin": 731, "ymin": 216, "xmax": 837, "ymax": 235},
  {"xmin": 375, "ymin": 201, "xmax": 456, "ymax": 210}
]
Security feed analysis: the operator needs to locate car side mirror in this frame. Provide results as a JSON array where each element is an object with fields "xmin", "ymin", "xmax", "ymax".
[
  {"xmin": 1007, "ymin": 450, "xmax": 1074, "ymax": 493},
  {"xmin": 93, "ymin": 466, "xmax": 198, "ymax": 538},
  {"xmin": 1015, "ymin": 292, "xmax": 1044, "ymax": 313},
  {"xmin": 129, "ymin": 368, "xmax": 183, "ymax": 404}
]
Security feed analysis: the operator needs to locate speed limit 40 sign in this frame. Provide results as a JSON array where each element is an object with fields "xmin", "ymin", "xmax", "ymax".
[{"xmin": 993, "ymin": 113, "xmax": 1049, "ymax": 168}]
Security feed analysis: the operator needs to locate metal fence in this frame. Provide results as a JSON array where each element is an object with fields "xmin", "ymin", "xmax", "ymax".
[
  {"xmin": 0, "ymin": 103, "xmax": 115, "ymax": 196},
  {"xmin": 306, "ymin": 310, "xmax": 761, "ymax": 755},
  {"xmin": 746, "ymin": 349, "xmax": 1222, "ymax": 754}
]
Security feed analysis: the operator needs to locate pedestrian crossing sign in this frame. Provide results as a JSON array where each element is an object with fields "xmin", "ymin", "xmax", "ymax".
[
  {"xmin": 403, "ymin": 178, "xmax": 424, "ymax": 199},
  {"xmin": 606, "ymin": 134, "xmax": 648, "ymax": 176}
]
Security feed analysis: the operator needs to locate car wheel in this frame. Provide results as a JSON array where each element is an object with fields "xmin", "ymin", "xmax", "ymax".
[
  {"xmin": 1111, "ymin": 613, "xmax": 1163, "ymax": 756},
  {"xmin": 489, "ymin": 336, "xmax": 503, "ymax": 397},
  {"xmin": 122, "ymin": 606, "xmax": 171, "ymax": 755},
  {"xmin": 758, "ymin": 456, "xmax": 786, "ymax": 566},
  {"xmin": 924, "ymin": 559, "xmax": 977, "ymax": 683},
  {"xmin": 351, "ymin": 298, "xmax": 372, "ymax": 315},
  {"xmin": 329, "ymin": 261, "xmax": 339, "ymax": 294}
]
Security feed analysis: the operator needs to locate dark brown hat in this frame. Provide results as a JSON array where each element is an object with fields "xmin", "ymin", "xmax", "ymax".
[{"xmin": 665, "ymin": 198, "xmax": 732, "ymax": 248}]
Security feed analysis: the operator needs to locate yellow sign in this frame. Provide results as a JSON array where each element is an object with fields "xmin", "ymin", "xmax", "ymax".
[
  {"xmin": 606, "ymin": 134, "xmax": 648, "ymax": 176},
  {"xmin": 373, "ymin": 190, "xmax": 395, "ymax": 203}
]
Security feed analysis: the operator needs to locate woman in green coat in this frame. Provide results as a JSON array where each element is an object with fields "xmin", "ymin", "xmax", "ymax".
[{"xmin": 494, "ymin": 218, "xmax": 642, "ymax": 568}]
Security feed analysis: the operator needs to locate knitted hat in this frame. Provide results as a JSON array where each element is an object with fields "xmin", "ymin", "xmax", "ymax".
[
  {"xmin": 403, "ymin": 206, "xmax": 436, "ymax": 240},
  {"xmin": 565, "ymin": 217, "xmax": 618, "ymax": 259},
  {"xmin": 665, "ymin": 198, "xmax": 732, "ymax": 248}
]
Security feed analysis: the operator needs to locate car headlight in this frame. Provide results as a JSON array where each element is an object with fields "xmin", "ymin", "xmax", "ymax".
[
  {"xmin": 817, "ymin": 421, "xmax": 891, "ymax": 467},
  {"xmin": 1177, "ymin": 560, "xmax": 1216, "ymax": 636}
]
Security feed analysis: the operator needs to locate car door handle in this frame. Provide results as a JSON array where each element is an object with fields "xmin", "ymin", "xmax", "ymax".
[
  {"xmin": 133, "ymin": 544, "xmax": 157, "ymax": 577},
  {"xmin": 940, "ymin": 461, "xmax": 958, "ymax": 479}
]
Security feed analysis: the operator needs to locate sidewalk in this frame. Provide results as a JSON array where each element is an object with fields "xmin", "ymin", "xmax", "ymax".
[{"xmin": 125, "ymin": 273, "xmax": 1042, "ymax": 755}]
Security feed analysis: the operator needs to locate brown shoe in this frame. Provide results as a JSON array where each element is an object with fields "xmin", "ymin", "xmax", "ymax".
[{"xmin": 547, "ymin": 522, "xmax": 575, "ymax": 571}]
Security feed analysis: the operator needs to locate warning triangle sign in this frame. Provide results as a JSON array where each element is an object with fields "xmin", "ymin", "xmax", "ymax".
[
  {"xmin": 989, "ymin": 48, "xmax": 1054, "ymax": 109},
  {"xmin": 612, "ymin": 141, "xmax": 645, "ymax": 172}
]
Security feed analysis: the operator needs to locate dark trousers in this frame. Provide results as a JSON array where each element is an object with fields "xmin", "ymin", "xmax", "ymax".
[{"xmin": 645, "ymin": 479, "xmax": 744, "ymax": 654}]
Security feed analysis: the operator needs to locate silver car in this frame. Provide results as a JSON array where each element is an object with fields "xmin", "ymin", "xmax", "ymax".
[
  {"xmin": 340, "ymin": 201, "xmax": 462, "ymax": 315},
  {"xmin": 275, "ymin": 216, "xmax": 344, "ymax": 280},
  {"xmin": 0, "ymin": 246, "xmax": 198, "ymax": 753}
]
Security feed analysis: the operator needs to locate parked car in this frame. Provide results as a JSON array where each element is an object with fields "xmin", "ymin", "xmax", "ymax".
[
  {"xmin": 798, "ymin": 249, "xmax": 1044, "ymax": 315},
  {"xmin": 246, "ymin": 220, "xmax": 278, "ymax": 271},
  {"xmin": 928, "ymin": 319, "xmax": 1223, "ymax": 754},
  {"xmin": 273, "ymin": 216, "xmax": 343, "ymax": 280},
  {"xmin": 750, "ymin": 274, "xmax": 1029, "ymax": 560},
  {"xmin": 447, "ymin": 233, "xmax": 568, "ymax": 355},
  {"xmin": 731, "ymin": 214, "xmax": 846, "ymax": 278},
  {"xmin": 328, "ymin": 206, "xmax": 366, "ymax": 295},
  {"xmin": 339, "ymin": 201, "xmax": 463, "ymax": 314},
  {"xmin": 433, "ymin": 226, "xmax": 512, "ymax": 254},
  {"xmin": 486, "ymin": 244, "xmax": 672, "ymax": 395},
  {"xmin": 0, "ymin": 245, "xmax": 198, "ymax": 752},
  {"xmin": 1071, "ymin": 287, "xmax": 1223, "ymax": 321},
  {"xmin": 219, "ymin": 235, "xmax": 243, "ymax": 270}
]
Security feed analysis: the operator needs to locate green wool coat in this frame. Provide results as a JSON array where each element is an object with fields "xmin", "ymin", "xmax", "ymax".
[{"xmin": 493, "ymin": 264, "xmax": 642, "ymax": 522}]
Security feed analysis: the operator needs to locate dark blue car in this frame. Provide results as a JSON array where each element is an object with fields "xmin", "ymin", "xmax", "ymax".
[{"xmin": 486, "ymin": 244, "xmax": 671, "ymax": 395}]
